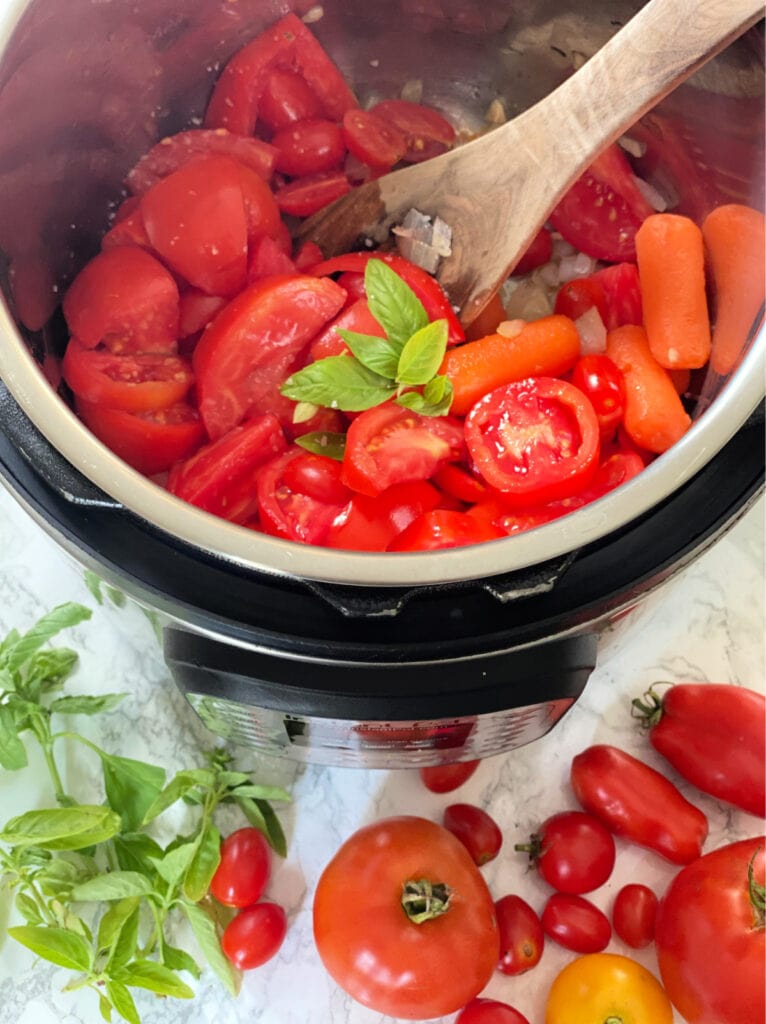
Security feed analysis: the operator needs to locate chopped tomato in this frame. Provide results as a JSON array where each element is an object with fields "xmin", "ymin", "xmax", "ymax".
[
  {"xmin": 388, "ymin": 509, "xmax": 505, "ymax": 551},
  {"xmin": 293, "ymin": 241, "xmax": 324, "ymax": 272},
  {"xmin": 341, "ymin": 402, "xmax": 465, "ymax": 498},
  {"xmin": 465, "ymin": 378, "xmax": 600, "ymax": 504},
  {"xmin": 178, "ymin": 291, "xmax": 228, "ymax": 338},
  {"xmin": 62, "ymin": 341, "xmax": 194, "ymax": 413},
  {"xmin": 513, "ymin": 226, "xmax": 554, "ymax": 276},
  {"xmin": 342, "ymin": 109, "xmax": 407, "ymax": 170},
  {"xmin": 272, "ymin": 118, "xmax": 346, "ymax": 177},
  {"xmin": 258, "ymin": 68, "xmax": 323, "ymax": 131},
  {"xmin": 554, "ymin": 277, "xmax": 609, "ymax": 324},
  {"xmin": 102, "ymin": 207, "xmax": 152, "ymax": 251},
  {"xmin": 275, "ymin": 171, "xmax": 351, "ymax": 217},
  {"xmin": 371, "ymin": 99, "xmax": 455, "ymax": 162},
  {"xmin": 592, "ymin": 262, "xmax": 643, "ymax": 329},
  {"xmin": 570, "ymin": 355, "xmax": 627, "ymax": 440},
  {"xmin": 237, "ymin": 164, "xmax": 281, "ymax": 243},
  {"xmin": 309, "ymin": 298, "xmax": 385, "ymax": 361},
  {"xmin": 247, "ymin": 236, "xmax": 297, "ymax": 283},
  {"xmin": 256, "ymin": 448, "xmax": 351, "ymax": 544},
  {"xmin": 327, "ymin": 480, "xmax": 441, "ymax": 551},
  {"xmin": 432, "ymin": 463, "xmax": 489, "ymax": 504}
]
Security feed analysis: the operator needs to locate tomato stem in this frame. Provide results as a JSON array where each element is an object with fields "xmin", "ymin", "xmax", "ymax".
[
  {"xmin": 748, "ymin": 847, "xmax": 765, "ymax": 929},
  {"xmin": 630, "ymin": 683, "xmax": 672, "ymax": 729},
  {"xmin": 604, "ymin": 1018, "xmax": 623, "ymax": 1024},
  {"xmin": 401, "ymin": 879, "xmax": 452, "ymax": 924},
  {"xmin": 513, "ymin": 834, "xmax": 543, "ymax": 863}
]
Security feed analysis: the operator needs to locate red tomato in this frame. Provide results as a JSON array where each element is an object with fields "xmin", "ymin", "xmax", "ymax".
[
  {"xmin": 293, "ymin": 241, "xmax": 324, "ymax": 273},
  {"xmin": 432, "ymin": 463, "xmax": 489, "ymax": 504},
  {"xmin": 221, "ymin": 901, "xmax": 287, "ymax": 970},
  {"xmin": 342, "ymin": 403, "xmax": 465, "ymax": 498},
  {"xmin": 76, "ymin": 399, "xmax": 203, "ymax": 476},
  {"xmin": 342, "ymin": 108, "xmax": 407, "ymax": 170},
  {"xmin": 541, "ymin": 894, "xmax": 611, "ymax": 954},
  {"xmin": 592, "ymin": 262, "xmax": 643, "ymax": 329},
  {"xmin": 259, "ymin": 68, "xmax": 323, "ymax": 131},
  {"xmin": 612, "ymin": 883, "xmax": 658, "ymax": 949},
  {"xmin": 570, "ymin": 355, "xmax": 627, "ymax": 440},
  {"xmin": 247, "ymin": 235, "xmax": 297, "ymax": 283},
  {"xmin": 549, "ymin": 144, "xmax": 655, "ymax": 261},
  {"xmin": 63, "ymin": 247, "xmax": 179, "ymax": 354},
  {"xmin": 570, "ymin": 745, "xmax": 709, "ymax": 864},
  {"xmin": 210, "ymin": 827, "xmax": 271, "ymax": 909},
  {"xmin": 192, "ymin": 275, "xmax": 346, "ymax": 440},
  {"xmin": 326, "ymin": 480, "xmax": 441, "ymax": 550},
  {"xmin": 514, "ymin": 811, "xmax": 616, "ymax": 895},
  {"xmin": 102, "ymin": 207, "xmax": 152, "ymax": 251},
  {"xmin": 419, "ymin": 760, "xmax": 480, "ymax": 793},
  {"xmin": 457, "ymin": 999, "xmax": 531, "ymax": 1024},
  {"xmin": 465, "ymin": 378, "xmax": 600, "ymax": 504},
  {"xmin": 272, "ymin": 118, "xmax": 346, "ymax": 177},
  {"xmin": 512, "ymin": 226, "xmax": 553, "ymax": 276},
  {"xmin": 178, "ymin": 291, "xmax": 228, "ymax": 339},
  {"xmin": 388, "ymin": 509, "xmax": 506, "ymax": 551},
  {"xmin": 370, "ymin": 99, "xmax": 455, "ymax": 162},
  {"xmin": 655, "ymin": 837, "xmax": 765, "ymax": 1024},
  {"xmin": 581, "ymin": 449, "xmax": 645, "ymax": 500},
  {"xmin": 275, "ymin": 171, "xmax": 352, "ymax": 217},
  {"xmin": 495, "ymin": 895, "xmax": 544, "ymax": 976},
  {"xmin": 313, "ymin": 816, "xmax": 500, "ymax": 1019},
  {"xmin": 443, "ymin": 804, "xmax": 503, "ymax": 866},
  {"xmin": 309, "ymin": 297, "xmax": 385, "ymax": 361},
  {"xmin": 167, "ymin": 414, "xmax": 286, "ymax": 524},
  {"xmin": 62, "ymin": 341, "xmax": 193, "ymax": 413},
  {"xmin": 237, "ymin": 164, "xmax": 281, "ymax": 243},
  {"xmin": 257, "ymin": 448, "xmax": 351, "ymax": 544},
  {"xmin": 554, "ymin": 277, "xmax": 609, "ymax": 324},
  {"xmin": 140, "ymin": 156, "xmax": 248, "ymax": 297}
]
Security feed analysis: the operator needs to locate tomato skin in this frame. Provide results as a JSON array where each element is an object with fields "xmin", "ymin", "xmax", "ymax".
[
  {"xmin": 494, "ymin": 895, "xmax": 544, "ymax": 976},
  {"xmin": 259, "ymin": 68, "xmax": 323, "ymax": 131},
  {"xmin": 516, "ymin": 811, "xmax": 616, "ymax": 895},
  {"xmin": 420, "ymin": 761, "xmax": 480, "ymax": 794},
  {"xmin": 342, "ymin": 108, "xmax": 407, "ymax": 170},
  {"xmin": 210, "ymin": 827, "xmax": 271, "ymax": 908},
  {"xmin": 458, "ymin": 999, "xmax": 531, "ymax": 1024},
  {"xmin": 612, "ymin": 884, "xmax": 658, "ymax": 949},
  {"xmin": 443, "ymin": 804, "xmax": 503, "ymax": 865},
  {"xmin": 221, "ymin": 901, "xmax": 287, "ymax": 970},
  {"xmin": 545, "ymin": 953, "xmax": 674, "ymax": 1024},
  {"xmin": 592, "ymin": 261, "xmax": 643, "ymax": 329},
  {"xmin": 541, "ymin": 893, "xmax": 611, "ymax": 953},
  {"xmin": 275, "ymin": 171, "xmax": 352, "ymax": 217},
  {"xmin": 570, "ymin": 745, "xmax": 709, "ymax": 864},
  {"xmin": 309, "ymin": 297, "xmax": 384, "ymax": 361},
  {"xmin": 370, "ymin": 99, "xmax": 455, "ymax": 162},
  {"xmin": 272, "ymin": 118, "xmax": 346, "ymax": 177},
  {"xmin": 432, "ymin": 464, "xmax": 489, "ymax": 504},
  {"xmin": 655, "ymin": 837, "xmax": 765, "ymax": 1024},
  {"xmin": 326, "ymin": 480, "xmax": 441, "ymax": 551},
  {"xmin": 570, "ymin": 355, "xmax": 627, "ymax": 440},
  {"xmin": 62, "ymin": 341, "xmax": 194, "ymax": 413},
  {"xmin": 387, "ymin": 509, "xmax": 506, "ymax": 551},
  {"xmin": 312, "ymin": 816, "xmax": 499, "ymax": 1019},
  {"xmin": 256, "ymin": 448, "xmax": 351, "ymax": 545},
  {"xmin": 282, "ymin": 451, "xmax": 351, "ymax": 504}
]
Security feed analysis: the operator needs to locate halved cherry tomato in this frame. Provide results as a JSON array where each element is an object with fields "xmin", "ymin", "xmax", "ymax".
[
  {"xmin": 167, "ymin": 414, "xmax": 286, "ymax": 523},
  {"xmin": 419, "ymin": 760, "xmax": 480, "ymax": 793},
  {"xmin": 275, "ymin": 171, "xmax": 352, "ymax": 217},
  {"xmin": 63, "ymin": 247, "xmax": 179, "ymax": 354},
  {"xmin": 433, "ymin": 463, "xmax": 489, "ymax": 504},
  {"xmin": 515, "ymin": 811, "xmax": 616, "ymax": 895},
  {"xmin": 282, "ymin": 451, "xmax": 352, "ymax": 504},
  {"xmin": 272, "ymin": 118, "xmax": 346, "ymax": 177},
  {"xmin": 258, "ymin": 68, "xmax": 323, "ymax": 131},
  {"xmin": 62, "ymin": 341, "xmax": 194, "ymax": 412},
  {"xmin": 495, "ymin": 894, "xmax": 544, "ymax": 976},
  {"xmin": 388, "ymin": 509, "xmax": 505, "ymax": 551},
  {"xmin": 570, "ymin": 355, "xmax": 627, "ymax": 440},
  {"xmin": 465, "ymin": 378, "xmax": 600, "ymax": 504},
  {"xmin": 210, "ymin": 827, "xmax": 271, "ymax": 908},
  {"xmin": 512, "ymin": 226, "xmax": 553, "ymax": 276},
  {"xmin": 309, "ymin": 297, "xmax": 385, "ymax": 360},
  {"xmin": 193, "ymin": 274, "xmax": 346, "ymax": 439},
  {"xmin": 542, "ymin": 894, "xmax": 611, "ymax": 954},
  {"xmin": 342, "ymin": 108, "xmax": 407, "ymax": 170},
  {"xmin": 257, "ymin": 448, "xmax": 351, "ymax": 544},
  {"xmin": 326, "ymin": 480, "xmax": 441, "ymax": 550},
  {"xmin": 443, "ymin": 804, "xmax": 503, "ymax": 865},
  {"xmin": 370, "ymin": 99, "xmax": 455, "ymax": 162},
  {"xmin": 342, "ymin": 402, "xmax": 465, "ymax": 498},
  {"xmin": 612, "ymin": 884, "xmax": 658, "ymax": 949},
  {"xmin": 76, "ymin": 399, "xmax": 204, "ymax": 476},
  {"xmin": 592, "ymin": 261, "xmax": 643, "ymax": 329},
  {"xmin": 546, "ymin": 953, "xmax": 674, "ymax": 1024},
  {"xmin": 458, "ymin": 999, "xmax": 530, "ymax": 1024},
  {"xmin": 221, "ymin": 901, "xmax": 287, "ymax": 970},
  {"xmin": 554, "ymin": 277, "xmax": 609, "ymax": 324}
]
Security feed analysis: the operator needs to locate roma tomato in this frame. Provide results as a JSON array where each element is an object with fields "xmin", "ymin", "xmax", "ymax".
[
  {"xmin": 272, "ymin": 118, "xmax": 346, "ymax": 177},
  {"xmin": 257, "ymin": 448, "xmax": 352, "ymax": 545},
  {"xmin": 570, "ymin": 744, "xmax": 709, "ymax": 864},
  {"xmin": 419, "ymin": 760, "xmax": 480, "ymax": 794},
  {"xmin": 221, "ymin": 901, "xmax": 287, "ymax": 970},
  {"xmin": 541, "ymin": 893, "xmax": 611, "ymax": 954},
  {"xmin": 443, "ymin": 804, "xmax": 503, "ymax": 866},
  {"xmin": 312, "ymin": 816, "xmax": 499, "ymax": 1019},
  {"xmin": 655, "ymin": 837, "xmax": 765, "ymax": 1024},
  {"xmin": 458, "ymin": 999, "xmax": 530, "ymax": 1024},
  {"xmin": 210, "ymin": 827, "xmax": 271, "ymax": 908},
  {"xmin": 465, "ymin": 378, "xmax": 600, "ymax": 504},
  {"xmin": 494, "ymin": 895, "xmax": 544, "ymax": 976},
  {"xmin": 612, "ymin": 884, "xmax": 658, "ymax": 949},
  {"xmin": 515, "ymin": 811, "xmax": 616, "ymax": 894},
  {"xmin": 62, "ymin": 341, "xmax": 194, "ymax": 413},
  {"xmin": 632, "ymin": 683, "xmax": 766, "ymax": 818},
  {"xmin": 387, "ymin": 509, "xmax": 506, "ymax": 551},
  {"xmin": 570, "ymin": 355, "xmax": 627, "ymax": 440},
  {"xmin": 545, "ymin": 953, "xmax": 674, "ymax": 1024}
]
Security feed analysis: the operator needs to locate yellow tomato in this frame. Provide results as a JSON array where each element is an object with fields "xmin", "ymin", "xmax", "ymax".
[{"xmin": 545, "ymin": 953, "xmax": 674, "ymax": 1024}]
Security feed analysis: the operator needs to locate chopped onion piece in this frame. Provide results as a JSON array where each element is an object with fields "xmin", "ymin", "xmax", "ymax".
[
  {"xmin": 501, "ymin": 278, "xmax": 554, "ymax": 321},
  {"xmin": 618, "ymin": 134, "xmax": 647, "ymax": 158},
  {"xmin": 575, "ymin": 306, "xmax": 607, "ymax": 355},
  {"xmin": 302, "ymin": 5, "xmax": 324, "ymax": 23},
  {"xmin": 485, "ymin": 98, "xmax": 507, "ymax": 125},
  {"xmin": 558, "ymin": 252, "xmax": 597, "ymax": 283},
  {"xmin": 633, "ymin": 175, "xmax": 669, "ymax": 211},
  {"xmin": 497, "ymin": 319, "xmax": 525, "ymax": 339},
  {"xmin": 393, "ymin": 209, "xmax": 452, "ymax": 273},
  {"xmin": 551, "ymin": 234, "xmax": 577, "ymax": 260},
  {"xmin": 536, "ymin": 261, "xmax": 562, "ymax": 288},
  {"xmin": 400, "ymin": 78, "xmax": 424, "ymax": 103}
]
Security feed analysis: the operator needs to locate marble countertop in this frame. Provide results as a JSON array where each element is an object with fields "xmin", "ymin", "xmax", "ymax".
[{"xmin": 0, "ymin": 482, "xmax": 763, "ymax": 1024}]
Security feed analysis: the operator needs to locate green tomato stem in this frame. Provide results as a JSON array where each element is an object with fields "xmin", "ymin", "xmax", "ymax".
[
  {"xmin": 401, "ymin": 879, "xmax": 452, "ymax": 924},
  {"xmin": 748, "ymin": 847, "xmax": 765, "ymax": 929}
]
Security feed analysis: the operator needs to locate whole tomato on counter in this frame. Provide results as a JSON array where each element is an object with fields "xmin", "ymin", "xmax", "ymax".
[{"xmin": 514, "ymin": 810, "xmax": 615, "ymax": 894}]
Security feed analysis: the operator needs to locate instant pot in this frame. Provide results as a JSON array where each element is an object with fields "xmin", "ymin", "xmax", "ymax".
[{"xmin": 0, "ymin": 0, "xmax": 763, "ymax": 767}]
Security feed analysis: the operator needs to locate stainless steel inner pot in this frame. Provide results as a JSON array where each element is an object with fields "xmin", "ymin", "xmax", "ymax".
[{"xmin": 0, "ymin": 0, "xmax": 763, "ymax": 588}]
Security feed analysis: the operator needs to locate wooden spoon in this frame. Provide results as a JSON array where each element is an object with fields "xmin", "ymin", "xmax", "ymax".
[{"xmin": 299, "ymin": 0, "xmax": 763, "ymax": 326}]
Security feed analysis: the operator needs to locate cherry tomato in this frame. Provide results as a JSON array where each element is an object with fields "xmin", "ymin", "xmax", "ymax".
[
  {"xmin": 210, "ymin": 827, "xmax": 271, "ymax": 909},
  {"xmin": 259, "ymin": 68, "xmax": 323, "ymax": 131},
  {"xmin": 342, "ymin": 108, "xmax": 407, "ymax": 170},
  {"xmin": 512, "ymin": 226, "xmax": 553, "ymax": 276},
  {"xmin": 465, "ymin": 378, "xmax": 600, "ymax": 504},
  {"xmin": 387, "ymin": 509, "xmax": 506, "ymax": 551},
  {"xmin": 612, "ymin": 884, "xmax": 658, "ymax": 949},
  {"xmin": 275, "ymin": 171, "xmax": 352, "ymax": 217},
  {"xmin": 370, "ymin": 99, "xmax": 455, "ymax": 162},
  {"xmin": 221, "ymin": 901, "xmax": 287, "ymax": 970},
  {"xmin": 167, "ymin": 414, "xmax": 286, "ymax": 524},
  {"xmin": 554, "ymin": 277, "xmax": 609, "ymax": 324},
  {"xmin": 541, "ymin": 893, "xmax": 611, "ymax": 953},
  {"xmin": 63, "ymin": 247, "xmax": 179, "ymax": 354},
  {"xmin": 272, "ymin": 118, "xmax": 346, "ymax": 177},
  {"xmin": 545, "ymin": 953, "xmax": 674, "ymax": 1024},
  {"xmin": 327, "ymin": 480, "xmax": 441, "ymax": 551},
  {"xmin": 515, "ymin": 811, "xmax": 616, "ymax": 894},
  {"xmin": 458, "ymin": 999, "xmax": 531, "ymax": 1024},
  {"xmin": 419, "ymin": 761, "xmax": 480, "ymax": 793},
  {"xmin": 655, "ymin": 837, "xmax": 765, "ymax": 1024},
  {"xmin": 443, "ymin": 804, "xmax": 503, "ymax": 866},
  {"xmin": 494, "ymin": 894, "xmax": 544, "ymax": 976},
  {"xmin": 341, "ymin": 402, "xmax": 465, "ymax": 498},
  {"xmin": 592, "ymin": 261, "xmax": 644, "ymax": 329},
  {"xmin": 282, "ymin": 451, "xmax": 352, "ymax": 504},
  {"xmin": 257, "ymin": 448, "xmax": 351, "ymax": 545},
  {"xmin": 62, "ymin": 341, "xmax": 194, "ymax": 413},
  {"xmin": 432, "ymin": 464, "xmax": 489, "ymax": 504},
  {"xmin": 570, "ymin": 355, "xmax": 627, "ymax": 440},
  {"xmin": 313, "ymin": 816, "xmax": 499, "ymax": 1019}
]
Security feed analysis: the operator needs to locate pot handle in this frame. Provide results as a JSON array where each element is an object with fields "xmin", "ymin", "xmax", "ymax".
[{"xmin": 0, "ymin": 379, "xmax": 121, "ymax": 508}]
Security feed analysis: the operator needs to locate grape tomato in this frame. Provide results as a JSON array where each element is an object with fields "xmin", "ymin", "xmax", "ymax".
[
  {"xmin": 221, "ymin": 901, "xmax": 287, "ymax": 970},
  {"xmin": 210, "ymin": 827, "xmax": 271, "ymax": 908},
  {"xmin": 457, "ymin": 999, "xmax": 531, "ymax": 1024},
  {"xmin": 419, "ymin": 760, "xmax": 480, "ymax": 793},
  {"xmin": 612, "ymin": 883, "xmax": 658, "ymax": 949},
  {"xmin": 443, "ymin": 804, "xmax": 503, "ymax": 865},
  {"xmin": 541, "ymin": 893, "xmax": 612, "ymax": 953},
  {"xmin": 495, "ymin": 895, "xmax": 544, "ymax": 976}
]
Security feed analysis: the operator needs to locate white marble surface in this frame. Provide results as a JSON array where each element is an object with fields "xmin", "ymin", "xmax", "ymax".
[{"xmin": 0, "ymin": 482, "xmax": 763, "ymax": 1024}]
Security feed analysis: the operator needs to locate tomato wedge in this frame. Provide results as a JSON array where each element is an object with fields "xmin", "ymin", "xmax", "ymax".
[
  {"xmin": 193, "ymin": 274, "xmax": 346, "ymax": 440},
  {"xmin": 256, "ymin": 448, "xmax": 352, "ymax": 544},
  {"xmin": 274, "ymin": 171, "xmax": 351, "ymax": 217},
  {"xmin": 326, "ymin": 480, "xmax": 441, "ymax": 551},
  {"xmin": 465, "ymin": 378, "xmax": 600, "ymax": 504},
  {"xmin": 342, "ymin": 402, "xmax": 466, "ymax": 498},
  {"xmin": 342, "ymin": 108, "xmax": 407, "ymax": 170},
  {"xmin": 388, "ymin": 509, "xmax": 505, "ymax": 551},
  {"xmin": 62, "ymin": 341, "xmax": 194, "ymax": 412},
  {"xmin": 370, "ymin": 99, "xmax": 455, "ymax": 162},
  {"xmin": 309, "ymin": 297, "xmax": 385, "ymax": 361}
]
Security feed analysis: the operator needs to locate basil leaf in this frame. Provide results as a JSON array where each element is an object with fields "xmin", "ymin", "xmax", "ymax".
[
  {"xmin": 112, "ymin": 833, "xmax": 163, "ymax": 875},
  {"xmin": 72, "ymin": 871, "xmax": 154, "ymax": 902},
  {"xmin": 113, "ymin": 959, "xmax": 194, "ymax": 999},
  {"xmin": 0, "ymin": 704, "xmax": 27, "ymax": 770},
  {"xmin": 295, "ymin": 431, "xmax": 346, "ymax": 461},
  {"xmin": 107, "ymin": 905, "xmax": 140, "ymax": 970},
  {"xmin": 15, "ymin": 892, "xmax": 43, "ymax": 924},
  {"xmin": 98, "ymin": 992, "xmax": 113, "ymax": 1024},
  {"xmin": 104, "ymin": 586, "xmax": 127, "ymax": 609},
  {"xmin": 281, "ymin": 355, "xmax": 395, "ymax": 412},
  {"xmin": 214, "ymin": 771, "xmax": 250, "ymax": 789},
  {"xmin": 8, "ymin": 924, "xmax": 92, "ymax": 971},
  {"xmin": 0, "ymin": 665, "xmax": 15, "ymax": 692},
  {"xmin": 396, "ymin": 319, "xmax": 448, "ymax": 385},
  {"xmin": 365, "ymin": 259, "xmax": 428, "ymax": 349},
  {"xmin": 37, "ymin": 858, "xmax": 80, "ymax": 898},
  {"xmin": 162, "ymin": 944, "xmax": 202, "ymax": 980},
  {"xmin": 142, "ymin": 769, "xmax": 214, "ymax": 825},
  {"xmin": 235, "ymin": 796, "xmax": 287, "ymax": 858},
  {"xmin": 182, "ymin": 902, "xmax": 239, "ymax": 997},
  {"xmin": 97, "ymin": 897, "xmax": 140, "ymax": 959},
  {"xmin": 396, "ymin": 376, "xmax": 454, "ymax": 417},
  {"xmin": 105, "ymin": 981, "xmax": 140, "ymax": 1024},
  {"xmin": 83, "ymin": 571, "xmax": 105, "ymax": 606},
  {"xmin": 25, "ymin": 648, "xmax": 79, "ymax": 693},
  {"xmin": 49, "ymin": 694, "xmax": 127, "ymax": 716},
  {"xmin": 153, "ymin": 841, "xmax": 197, "ymax": 888},
  {"xmin": 99, "ymin": 753, "xmax": 166, "ymax": 833},
  {"xmin": 230, "ymin": 784, "xmax": 291, "ymax": 803},
  {"xmin": 183, "ymin": 823, "xmax": 221, "ymax": 903},
  {"xmin": 1, "ymin": 806, "xmax": 121, "ymax": 850},
  {"xmin": 5, "ymin": 605, "xmax": 91, "ymax": 673},
  {"xmin": 337, "ymin": 330, "xmax": 401, "ymax": 379}
]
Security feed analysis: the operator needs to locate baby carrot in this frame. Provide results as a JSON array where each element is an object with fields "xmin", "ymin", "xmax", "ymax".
[
  {"xmin": 701, "ymin": 203, "xmax": 766, "ymax": 376},
  {"xmin": 606, "ymin": 325, "xmax": 691, "ymax": 454},
  {"xmin": 635, "ymin": 213, "xmax": 711, "ymax": 370},
  {"xmin": 442, "ymin": 314, "xmax": 580, "ymax": 416}
]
